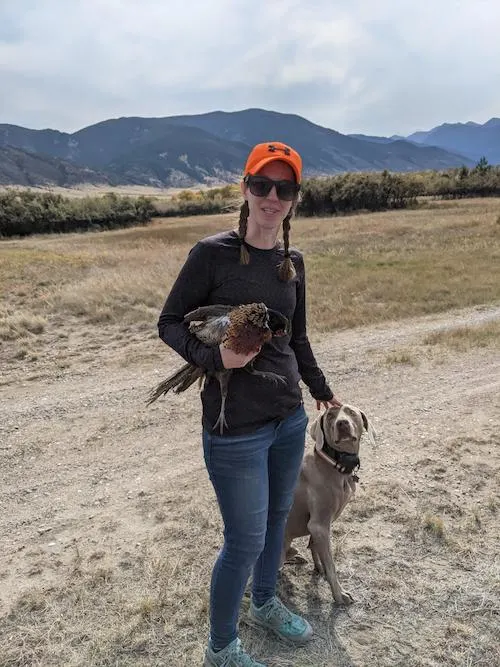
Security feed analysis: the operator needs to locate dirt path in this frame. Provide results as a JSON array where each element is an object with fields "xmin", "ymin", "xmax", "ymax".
[{"xmin": 1, "ymin": 304, "xmax": 499, "ymax": 666}]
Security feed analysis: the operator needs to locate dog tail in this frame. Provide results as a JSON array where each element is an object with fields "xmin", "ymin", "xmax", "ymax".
[{"xmin": 146, "ymin": 363, "xmax": 204, "ymax": 405}]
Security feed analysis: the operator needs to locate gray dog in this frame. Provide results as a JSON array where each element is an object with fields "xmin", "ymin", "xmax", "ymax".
[{"xmin": 282, "ymin": 404, "xmax": 376, "ymax": 605}]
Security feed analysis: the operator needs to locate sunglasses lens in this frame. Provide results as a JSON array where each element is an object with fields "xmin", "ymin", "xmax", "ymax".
[
  {"xmin": 249, "ymin": 177, "xmax": 272, "ymax": 197},
  {"xmin": 248, "ymin": 177, "xmax": 299, "ymax": 201},
  {"xmin": 276, "ymin": 182, "xmax": 299, "ymax": 201}
]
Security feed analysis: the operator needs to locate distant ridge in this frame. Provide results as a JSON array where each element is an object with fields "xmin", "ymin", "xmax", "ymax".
[
  {"xmin": 0, "ymin": 145, "xmax": 110, "ymax": 187},
  {"xmin": 0, "ymin": 109, "xmax": 483, "ymax": 187},
  {"xmin": 406, "ymin": 118, "xmax": 500, "ymax": 163}
]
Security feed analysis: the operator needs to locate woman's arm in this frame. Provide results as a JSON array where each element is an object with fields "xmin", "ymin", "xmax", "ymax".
[
  {"xmin": 289, "ymin": 257, "xmax": 334, "ymax": 402},
  {"xmin": 157, "ymin": 242, "xmax": 225, "ymax": 373}
]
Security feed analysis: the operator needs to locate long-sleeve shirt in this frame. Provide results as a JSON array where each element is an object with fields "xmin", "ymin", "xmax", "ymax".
[{"xmin": 157, "ymin": 229, "xmax": 333, "ymax": 434}]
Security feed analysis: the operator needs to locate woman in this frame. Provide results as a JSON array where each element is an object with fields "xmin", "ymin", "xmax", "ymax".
[{"xmin": 158, "ymin": 141, "xmax": 341, "ymax": 667}]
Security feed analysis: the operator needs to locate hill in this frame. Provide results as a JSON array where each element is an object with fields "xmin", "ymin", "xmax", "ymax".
[
  {"xmin": 0, "ymin": 145, "xmax": 109, "ymax": 187},
  {"xmin": 407, "ymin": 118, "xmax": 500, "ymax": 163},
  {"xmin": 0, "ymin": 109, "xmax": 476, "ymax": 187}
]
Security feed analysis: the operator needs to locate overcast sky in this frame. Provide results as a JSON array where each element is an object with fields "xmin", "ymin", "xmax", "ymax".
[{"xmin": 1, "ymin": 0, "xmax": 499, "ymax": 136}]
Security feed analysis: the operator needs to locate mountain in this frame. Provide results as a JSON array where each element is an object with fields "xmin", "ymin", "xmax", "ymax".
[
  {"xmin": 105, "ymin": 125, "xmax": 251, "ymax": 187},
  {"xmin": 407, "ymin": 118, "xmax": 500, "ymax": 163},
  {"xmin": 162, "ymin": 109, "xmax": 472, "ymax": 174},
  {"xmin": 348, "ymin": 133, "xmax": 408, "ymax": 143},
  {"xmin": 0, "ymin": 109, "xmax": 477, "ymax": 187},
  {"xmin": 0, "ymin": 145, "xmax": 110, "ymax": 187},
  {"xmin": 348, "ymin": 133, "xmax": 396, "ymax": 144},
  {"xmin": 0, "ymin": 124, "xmax": 76, "ymax": 161}
]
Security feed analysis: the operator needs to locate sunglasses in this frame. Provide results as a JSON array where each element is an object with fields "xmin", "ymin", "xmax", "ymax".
[{"xmin": 245, "ymin": 175, "xmax": 300, "ymax": 201}]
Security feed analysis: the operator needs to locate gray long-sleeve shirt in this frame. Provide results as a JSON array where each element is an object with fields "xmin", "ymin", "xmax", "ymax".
[{"xmin": 157, "ymin": 230, "xmax": 333, "ymax": 434}]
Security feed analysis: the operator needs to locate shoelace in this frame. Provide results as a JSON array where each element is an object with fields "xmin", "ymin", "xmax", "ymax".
[
  {"xmin": 218, "ymin": 641, "xmax": 259, "ymax": 667},
  {"xmin": 262, "ymin": 598, "xmax": 293, "ymax": 626}
]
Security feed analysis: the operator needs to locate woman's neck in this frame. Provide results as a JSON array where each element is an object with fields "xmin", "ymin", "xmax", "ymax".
[{"xmin": 244, "ymin": 220, "xmax": 280, "ymax": 249}]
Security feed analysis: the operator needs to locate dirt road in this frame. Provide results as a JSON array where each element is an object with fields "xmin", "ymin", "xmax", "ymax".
[{"xmin": 1, "ymin": 305, "xmax": 499, "ymax": 666}]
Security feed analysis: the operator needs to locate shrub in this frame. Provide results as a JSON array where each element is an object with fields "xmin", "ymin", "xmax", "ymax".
[{"xmin": 0, "ymin": 190, "xmax": 156, "ymax": 237}]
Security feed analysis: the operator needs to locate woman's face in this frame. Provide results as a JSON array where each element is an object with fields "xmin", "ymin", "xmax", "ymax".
[{"xmin": 241, "ymin": 160, "xmax": 296, "ymax": 233}]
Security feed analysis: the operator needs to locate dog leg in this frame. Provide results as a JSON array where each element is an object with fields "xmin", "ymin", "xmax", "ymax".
[
  {"xmin": 308, "ymin": 536, "xmax": 324, "ymax": 574},
  {"xmin": 284, "ymin": 545, "xmax": 308, "ymax": 565},
  {"xmin": 307, "ymin": 522, "xmax": 354, "ymax": 605},
  {"xmin": 281, "ymin": 525, "xmax": 308, "ymax": 568}
]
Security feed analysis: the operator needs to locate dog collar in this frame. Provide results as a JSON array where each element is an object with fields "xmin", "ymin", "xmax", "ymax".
[{"xmin": 317, "ymin": 415, "xmax": 360, "ymax": 479}]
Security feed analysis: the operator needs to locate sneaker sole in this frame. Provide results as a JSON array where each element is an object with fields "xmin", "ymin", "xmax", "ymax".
[{"xmin": 247, "ymin": 612, "xmax": 313, "ymax": 645}]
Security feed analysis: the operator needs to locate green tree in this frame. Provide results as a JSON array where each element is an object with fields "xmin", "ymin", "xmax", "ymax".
[{"xmin": 474, "ymin": 156, "xmax": 491, "ymax": 174}]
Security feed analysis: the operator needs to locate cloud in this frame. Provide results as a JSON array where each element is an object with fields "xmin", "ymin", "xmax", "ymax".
[{"xmin": 0, "ymin": 0, "xmax": 499, "ymax": 135}]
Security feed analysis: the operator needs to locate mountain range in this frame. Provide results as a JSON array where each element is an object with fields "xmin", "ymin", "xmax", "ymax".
[
  {"xmin": 0, "ymin": 109, "xmax": 496, "ymax": 188},
  {"xmin": 350, "ymin": 119, "xmax": 500, "ymax": 164},
  {"xmin": 407, "ymin": 118, "xmax": 500, "ymax": 163}
]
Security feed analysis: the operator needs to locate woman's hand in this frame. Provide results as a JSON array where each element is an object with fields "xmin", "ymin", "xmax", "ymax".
[
  {"xmin": 219, "ymin": 344, "xmax": 261, "ymax": 369},
  {"xmin": 316, "ymin": 395, "xmax": 343, "ymax": 411}
]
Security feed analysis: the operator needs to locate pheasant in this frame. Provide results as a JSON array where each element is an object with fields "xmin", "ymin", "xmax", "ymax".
[{"xmin": 148, "ymin": 302, "xmax": 290, "ymax": 433}]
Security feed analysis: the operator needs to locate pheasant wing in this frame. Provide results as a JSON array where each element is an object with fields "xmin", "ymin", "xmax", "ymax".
[{"xmin": 183, "ymin": 304, "xmax": 234, "ymax": 322}]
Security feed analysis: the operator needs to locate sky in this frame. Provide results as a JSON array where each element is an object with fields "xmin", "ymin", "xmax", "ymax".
[{"xmin": 1, "ymin": 0, "xmax": 499, "ymax": 136}]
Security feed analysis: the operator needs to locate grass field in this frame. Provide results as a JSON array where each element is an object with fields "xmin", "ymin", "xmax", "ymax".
[{"xmin": 1, "ymin": 197, "xmax": 499, "ymax": 343}]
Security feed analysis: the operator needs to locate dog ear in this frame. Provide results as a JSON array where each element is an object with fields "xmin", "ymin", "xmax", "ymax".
[
  {"xmin": 360, "ymin": 411, "xmax": 377, "ymax": 445},
  {"xmin": 309, "ymin": 413, "xmax": 325, "ymax": 452},
  {"xmin": 361, "ymin": 411, "xmax": 369, "ymax": 431}
]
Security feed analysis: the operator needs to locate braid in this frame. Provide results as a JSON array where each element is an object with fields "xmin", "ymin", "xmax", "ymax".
[
  {"xmin": 278, "ymin": 212, "xmax": 296, "ymax": 281},
  {"xmin": 238, "ymin": 201, "xmax": 250, "ymax": 265}
]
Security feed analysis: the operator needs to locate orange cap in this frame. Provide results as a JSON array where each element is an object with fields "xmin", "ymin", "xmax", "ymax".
[{"xmin": 243, "ymin": 142, "xmax": 302, "ymax": 183}]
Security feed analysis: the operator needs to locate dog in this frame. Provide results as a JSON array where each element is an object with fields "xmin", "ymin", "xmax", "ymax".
[{"xmin": 282, "ymin": 404, "xmax": 376, "ymax": 605}]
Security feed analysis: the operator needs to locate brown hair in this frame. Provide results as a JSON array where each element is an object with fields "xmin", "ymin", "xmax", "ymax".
[{"xmin": 237, "ymin": 201, "xmax": 297, "ymax": 281}]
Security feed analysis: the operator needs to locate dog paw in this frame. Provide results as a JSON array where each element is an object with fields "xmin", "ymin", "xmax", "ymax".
[
  {"xmin": 335, "ymin": 590, "xmax": 355, "ymax": 606},
  {"xmin": 284, "ymin": 548, "xmax": 308, "ymax": 565},
  {"xmin": 286, "ymin": 554, "xmax": 308, "ymax": 565}
]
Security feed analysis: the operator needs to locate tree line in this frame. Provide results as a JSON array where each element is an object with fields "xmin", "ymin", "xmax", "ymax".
[{"xmin": 1, "ymin": 160, "xmax": 499, "ymax": 237}]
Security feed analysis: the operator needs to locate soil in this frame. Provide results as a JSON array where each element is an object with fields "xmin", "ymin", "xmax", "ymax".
[{"xmin": 1, "ymin": 304, "xmax": 499, "ymax": 666}]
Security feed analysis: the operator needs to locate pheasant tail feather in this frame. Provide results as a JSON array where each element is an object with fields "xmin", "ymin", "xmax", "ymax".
[{"xmin": 146, "ymin": 363, "xmax": 204, "ymax": 405}]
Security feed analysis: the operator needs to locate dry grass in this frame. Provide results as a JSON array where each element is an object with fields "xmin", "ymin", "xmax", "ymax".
[
  {"xmin": 0, "ymin": 309, "xmax": 46, "ymax": 341},
  {"xmin": 1, "ymin": 430, "xmax": 498, "ymax": 666},
  {"xmin": 0, "ymin": 183, "xmax": 189, "ymax": 199},
  {"xmin": 304, "ymin": 199, "xmax": 500, "ymax": 331},
  {"xmin": 383, "ymin": 349, "xmax": 418, "ymax": 366},
  {"xmin": 382, "ymin": 320, "xmax": 500, "ymax": 367},
  {"xmin": 423, "ymin": 321, "xmax": 500, "ymax": 351},
  {"xmin": 0, "ymin": 198, "xmax": 499, "ymax": 343}
]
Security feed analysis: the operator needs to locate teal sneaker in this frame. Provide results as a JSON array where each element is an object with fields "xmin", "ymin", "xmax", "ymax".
[
  {"xmin": 248, "ymin": 597, "xmax": 313, "ymax": 644},
  {"xmin": 203, "ymin": 637, "xmax": 267, "ymax": 667}
]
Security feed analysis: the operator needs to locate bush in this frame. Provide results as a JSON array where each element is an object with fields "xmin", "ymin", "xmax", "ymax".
[
  {"xmin": 297, "ymin": 163, "xmax": 500, "ymax": 217},
  {"xmin": 153, "ymin": 185, "xmax": 240, "ymax": 217},
  {"xmin": 297, "ymin": 171, "xmax": 424, "ymax": 216},
  {"xmin": 0, "ymin": 190, "xmax": 156, "ymax": 237}
]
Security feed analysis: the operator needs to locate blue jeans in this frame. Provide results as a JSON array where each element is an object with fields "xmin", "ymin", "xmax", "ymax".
[{"xmin": 202, "ymin": 404, "xmax": 308, "ymax": 651}]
